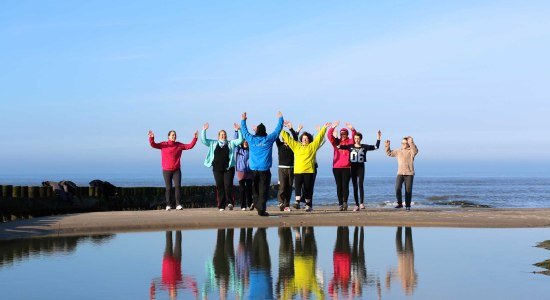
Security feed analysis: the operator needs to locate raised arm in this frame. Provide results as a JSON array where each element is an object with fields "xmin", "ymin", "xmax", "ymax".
[
  {"xmin": 408, "ymin": 137, "xmax": 418, "ymax": 156},
  {"xmin": 311, "ymin": 123, "xmax": 329, "ymax": 150},
  {"xmin": 281, "ymin": 130, "xmax": 299, "ymax": 151},
  {"xmin": 200, "ymin": 123, "xmax": 217, "ymax": 146},
  {"xmin": 327, "ymin": 121, "xmax": 339, "ymax": 147},
  {"xmin": 180, "ymin": 131, "xmax": 198, "ymax": 150},
  {"xmin": 365, "ymin": 130, "xmax": 382, "ymax": 151},
  {"xmin": 385, "ymin": 140, "xmax": 397, "ymax": 157},
  {"xmin": 240, "ymin": 112, "xmax": 252, "ymax": 141},
  {"xmin": 230, "ymin": 123, "xmax": 244, "ymax": 147},
  {"xmin": 148, "ymin": 130, "xmax": 162, "ymax": 149},
  {"xmin": 266, "ymin": 111, "xmax": 284, "ymax": 143}
]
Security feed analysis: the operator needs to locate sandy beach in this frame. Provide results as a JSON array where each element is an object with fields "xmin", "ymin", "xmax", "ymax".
[{"xmin": 2, "ymin": 207, "xmax": 550, "ymax": 241}]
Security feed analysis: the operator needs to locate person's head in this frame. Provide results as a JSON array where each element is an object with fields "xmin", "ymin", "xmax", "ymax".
[
  {"xmin": 218, "ymin": 130, "xmax": 227, "ymax": 141},
  {"xmin": 242, "ymin": 140, "xmax": 249, "ymax": 148},
  {"xmin": 168, "ymin": 130, "xmax": 177, "ymax": 142},
  {"xmin": 300, "ymin": 132, "xmax": 313, "ymax": 145},
  {"xmin": 255, "ymin": 123, "xmax": 267, "ymax": 137},
  {"xmin": 401, "ymin": 137, "xmax": 410, "ymax": 149},
  {"xmin": 340, "ymin": 128, "xmax": 349, "ymax": 140},
  {"xmin": 354, "ymin": 132, "xmax": 363, "ymax": 144}
]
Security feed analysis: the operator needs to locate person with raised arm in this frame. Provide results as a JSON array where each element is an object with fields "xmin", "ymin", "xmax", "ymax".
[
  {"xmin": 149, "ymin": 129, "xmax": 198, "ymax": 211},
  {"xmin": 327, "ymin": 121, "xmax": 356, "ymax": 211},
  {"xmin": 200, "ymin": 122, "xmax": 243, "ymax": 211},
  {"xmin": 235, "ymin": 137, "xmax": 254, "ymax": 211},
  {"xmin": 240, "ymin": 111, "xmax": 284, "ymax": 216},
  {"xmin": 385, "ymin": 136, "xmax": 419, "ymax": 211},
  {"xmin": 281, "ymin": 123, "xmax": 330, "ymax": 212},
  {"xmin": 339, "ymin": 130, "xmax": 381, "ymax": 211},
  {"xmin": 276, "ymin": 121, "xmax": 300, "ymax": 212}
]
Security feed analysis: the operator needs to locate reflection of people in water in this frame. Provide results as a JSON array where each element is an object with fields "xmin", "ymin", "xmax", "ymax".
[
  {"xmin": 249, "ymin": 228, "xmax": 273, "ymax": 299},
  {"xmin": 236, "ymin": 228, "xmax": 254, "ymax": 298},
  {"xmin": 351, "ymin": 226, "xmax": 368, "ymax": 297},
  {"xmin": 329, "ymin": 226, "xmax": 352, "ymax": 298},
  {"xmin": 277, "ymin": 227, "xmax": 324, "ymax": 299},
  {"xmin": 276, "ymin": 227, "xmax": 294, "ymax": 299},
  {"xmin": 203, "ymin": 229, "xmax": 237, "ymax": 300},
  {"xmin": 150, "ymin": 231, "xmax": 198, "ymax": 300},
  {"xmin": 386, "ymin": 227, "xmax": 418, "ymax": 296}
]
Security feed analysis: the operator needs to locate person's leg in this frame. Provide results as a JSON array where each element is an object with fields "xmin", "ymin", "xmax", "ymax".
[
  {"xmin": 395, "ymin": 175, "xmax": 404, "ymax": 208},
  {"xmin": 358, "ymin": 165, "xmax": 365, "ymax": 206},
  {"xmin": 213, "ymin": 170, "xmax": 225, "ymax": 209},
  {"xmin": 173, "ymin": 169, "xmax": 182, "ymax": 207},
  {"xmin": 333, "ymin": 168, "xmax": 343, "ymax": 206},
  {"xmin": 288, "ymin": 171, "xmax": 294, "ymax": 208},
  {"xmin": 351, "ymin": 166, "xmax": 360, "ymax": 207},
  {"xmin": 257, "ymin": 171, "xmax": 271, "ymax": 215},
  {"xmin": 239, "ymin": 179, "xmax": 247, "ymax": 209},
  {"xmin": 163, "ymin": 170, "xmax": 174, "ymax": 207},
  {"xmin": 277, "ymin": 168, "xmax": 287, "ymax": 210},
  {"xmin": 294, "ymin": 174, "xmax": 304, "ymax": 203},
  {"xmin": 174, "ymin": 231, "xmax": 182, "ymax": 260},
  {"xmin": 245, "ymin": 179, "xmax": 254, "ymax": 208},
  {"xmin": 303, "ymin": 173, "xmax": 314, "ymax": 210},
  {"xmin": 165, "ymin": 231, "xmax": 173, "ymax": 256},
  {"xmin": 224, "ymin": 167, "xmax": 235, "ymax": 208},
  {"xmin": 404, "ymin": 175, "xmax": 414, "ymax": 208},
  {"xmin": 253, "ymin": 171, "xmax": 260, "ymax": 208},
  {"xmin": 342, "ymin": 168, "xmax": 351, "ymax": 209}
]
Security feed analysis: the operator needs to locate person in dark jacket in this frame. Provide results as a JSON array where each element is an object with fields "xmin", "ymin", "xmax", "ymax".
[{"xmin": 275, "ymin": 121, "xmax": 300, "ymax": 211}]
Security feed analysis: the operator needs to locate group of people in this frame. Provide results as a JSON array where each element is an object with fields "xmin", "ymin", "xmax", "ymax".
[{"xmin": 149, "ymin": 111, "xmax": 418, "ymax": 216}]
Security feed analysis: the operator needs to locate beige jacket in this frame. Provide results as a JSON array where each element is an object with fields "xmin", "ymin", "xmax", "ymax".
[{"xmin": 386, "ymin": 142, "xmax": 418, "ymax": 175}]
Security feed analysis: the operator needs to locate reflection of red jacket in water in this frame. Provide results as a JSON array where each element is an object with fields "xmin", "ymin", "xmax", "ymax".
[
  {"xmin": 329, "ymin": 251, "xmax": 351, "ymax": 295},
  {"xmin": 162, "ymin": 255, "xmax": 183, "ymax": 286}
]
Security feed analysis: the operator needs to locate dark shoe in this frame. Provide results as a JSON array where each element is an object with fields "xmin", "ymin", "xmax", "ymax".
[
  {"xmin": 258, "ymin": 210, "xmax": 270, "ymax": 217},
  {"xmin": 395, "ymin": 205, "xmax": 403, "ymax": 209},
  {"xmin": 293, "ymin": 202, "xmax": 301, "ymax": 209},
  {"xmin": 279, "ymin": 203, "xmax": 285, "ymax": 211},
  {"xmin": 405, "ymin": 206, "xmax": 411, "ymax": 211},
  {"xmin": 343, "ymin": 202, "xmax": 348, "ymax": 211},
  {"xmin": 249, "ymin": 203, "xmax": 255, "ymax": 211}
]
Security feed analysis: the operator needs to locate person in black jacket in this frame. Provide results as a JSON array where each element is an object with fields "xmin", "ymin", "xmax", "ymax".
[{"xmin": 276, "ymin": 121, "xmax": 300, "ymax": 211}]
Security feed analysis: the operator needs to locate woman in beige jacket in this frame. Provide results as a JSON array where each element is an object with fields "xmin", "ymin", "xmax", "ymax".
[{"xmin": 385, "ymin": 137, "xmax": 418, "ymax": 211}]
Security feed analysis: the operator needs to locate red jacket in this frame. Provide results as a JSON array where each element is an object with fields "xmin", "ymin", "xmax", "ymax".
[
  {"xmin": 327, "ymin": 127, "xmax": 356, "ymax": 168},
  {"xmin": 150, "ymin": 137, "xmax": 197, "ymax": 171}
]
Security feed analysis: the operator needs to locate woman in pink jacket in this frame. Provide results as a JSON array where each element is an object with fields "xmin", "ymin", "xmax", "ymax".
[
  {"xmin": 327, "ymin": 121, "xmax": 356, "ymax": 211},
  {"xmin": 149, "ymin": 129, "xmax": 198, "ymax": 211}
]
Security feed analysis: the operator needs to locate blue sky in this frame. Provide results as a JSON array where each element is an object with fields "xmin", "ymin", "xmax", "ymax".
[{"xmin": 1, "ymin": 0, "xmax": 549, "ymax": 180}]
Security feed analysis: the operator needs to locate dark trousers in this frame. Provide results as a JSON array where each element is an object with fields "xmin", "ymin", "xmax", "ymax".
[
  {"xmin": 213, "ymin": 167, "xmax": 235, "ymax": 209},
  {"xmin": 162, "ymin": 169, "xmax": 181, "ymax": 206},
  {"xmin": 253, "ymin": 170, "xmax": 271, "ymax": 213},
  {"xmin": 333, "ymin": 168, "xmax": 351, "ymax": 205},
  {"xmin": 351, "ymin": 164, "xmax": 365, "ymax": 206},
  {"xmin": 395, "ymin": 175, "xmax": 414, "ymax": 207},
  {"xmin": 277, "ymin": 168, "xmax": 294, "ymax": 207},
  {"xmin": 295, "ymin": 173, "xmax": 315, "ymax": 206},
  {"xmin": 239, "ymin": 179, "xmax": 253, "ymax": 209}
]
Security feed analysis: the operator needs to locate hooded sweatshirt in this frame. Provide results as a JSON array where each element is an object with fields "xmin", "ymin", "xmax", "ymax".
[
  {"xmin": 327, "ymin": 127, "xmax": 356, "ymax": 168},
  {"xmin": 386, "ymin": 141, "xmax": 419, "ymax": 175},
  {"xmin": 149, "ymin": 136, "xmax": 198, "ymax": 171},
  {"xmin": 200, "ymin": 129, "xmax": 243, "ymax": 170},
  {"xmin": 281, "ymin": 126, "xmax": 327, "ymax": 174},
  {"xmin": 241, "ymin": 117, "xmax": 284, "ymax": 171}
]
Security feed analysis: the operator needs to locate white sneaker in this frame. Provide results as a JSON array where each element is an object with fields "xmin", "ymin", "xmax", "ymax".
[
  {"xmin": 219, "ymin": 208, "xmax": 225, "ymax": 212},
  {"xmin": 353, "ymin": 206, "xmax": 359, "ymax": 212},
  {"xmin": 165, "ymin": 206, "xmax": 172, "ymax": 211},
  {"xmin": 305, "ymin": 205, "xmax": 312, "ymax": 212},
  {"xmin": 284, "ymin": 207, "xmax": 291, "ymax": 212},
  {"xmin": 228, "ymin": 204, "xmax": 234, "ymax": 210},
  {"xmin": 176, "ymin": 205, "xmax": 183, "ymax": 210},
  {"xmin": 360, "ymin": 203, "xmax": 366, "ymax": 209},
  {"xmin": 241, "ymin": 207, "xmax": 246, "ymax": 211}
]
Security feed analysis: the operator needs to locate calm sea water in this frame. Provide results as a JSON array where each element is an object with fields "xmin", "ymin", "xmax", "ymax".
[
  {"xmin": 1, "ymin": 227, "xmax": 549, "ymax": 299},
  {"xmin": 2, "ymin": 176, "xmax": 550, "ymax": 208}
]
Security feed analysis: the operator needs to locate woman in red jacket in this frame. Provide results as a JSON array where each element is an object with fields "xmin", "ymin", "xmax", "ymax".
[
  {"xmin": 149, "ymin": 129, "xmax": 198, "ymax": 210},
  {"xmin": 327, "ymin": 121, "xmax": 356, "ymax": 211}
]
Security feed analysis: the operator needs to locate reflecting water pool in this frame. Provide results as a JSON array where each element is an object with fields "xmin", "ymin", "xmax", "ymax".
[{"xmin": 1, "ymin": 227, "xmax": 549, "ymax": 299}]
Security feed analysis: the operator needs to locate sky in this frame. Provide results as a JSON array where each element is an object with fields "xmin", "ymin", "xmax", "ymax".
[{"xmin": 1, "ymin": 0, "xmax": 549, "ymax": 181}]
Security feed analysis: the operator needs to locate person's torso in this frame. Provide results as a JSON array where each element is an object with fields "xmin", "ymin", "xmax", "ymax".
[{"xmin": 212, "ymin": 144, "xmax": 230, "ymax": 171}]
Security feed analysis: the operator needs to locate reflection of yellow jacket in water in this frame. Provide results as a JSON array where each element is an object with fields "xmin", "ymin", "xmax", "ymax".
[{"xmin": 280, "ymin": 255, "xmax": 324, "ymax": 300}]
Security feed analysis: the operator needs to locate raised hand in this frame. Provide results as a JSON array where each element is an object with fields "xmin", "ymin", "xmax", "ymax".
[
  {"xmin": 233, "ymin": 122, "xmax": 240, "ymax": 130},
  {"xmin": 325, "ymin": 122, "xmax": 332, "ymax": 128},
  {"xmin": 332, "ymin": 121, "xmax": 340, "ymax": 128},
  {"xmin": 297, "ymin": 124, "xmax": 303, "ymax": 132},
  {"xmin": 385, "ymin": 140, "xmax": 391, "ymax": 147},
  {"xmin": 252, "ymin": 126, "xmax": 257, "ymax": 132},
  {"xmin": 377, "ymin": 130, "xmax": 382, "ymax": 139},
  {"xmin": 242, "ymin": 112, "xmax": 247, "ymax": 120},
  {"xmin": 148, "ymin": 130, "xmax": 154, "ymax": 138},
  {"xmin": 284, "ymin": 121, "xmax": 293, "ymax": 129},
  {"xmin": 407, "ymin": 136, "xmax": 414, "ymax": 144},
  {"xmin": 315, "ymin": 125, "xmax": 321, "ymax": 132},
  {"xmin": 203, "ymin": 122, "xmax": 209, "ymax": 130},
  {"xmin": 194, "ymin": 131, "xmax": 199, "ymax": 138},
  {"xmin": 345, "ymin": 122, "xmax": 354, "ymax": 130},
  {"xmin": 277, "ymin": 111, "xmax": 283, "ymax": 118}
]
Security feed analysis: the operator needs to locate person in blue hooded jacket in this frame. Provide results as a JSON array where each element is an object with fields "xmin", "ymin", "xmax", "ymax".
[{"xmin": 240, "ymin": 111, "xmax": 284, "ymax": 217}]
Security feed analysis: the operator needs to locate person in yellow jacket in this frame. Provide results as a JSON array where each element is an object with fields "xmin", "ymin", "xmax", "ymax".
[{"xmin": 281, "ymin": 122, "xmax": 330, "ymax": 212}]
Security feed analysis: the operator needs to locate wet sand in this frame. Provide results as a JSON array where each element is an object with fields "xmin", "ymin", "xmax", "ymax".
[{"xmin": 2, "ymin": 207, "xmax": 550, "ymax": 241}]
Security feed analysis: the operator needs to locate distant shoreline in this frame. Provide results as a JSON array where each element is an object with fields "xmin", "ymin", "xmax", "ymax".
[{"xmin": 2, "ymin": 207, "xmax": 550, "ymax": 241}]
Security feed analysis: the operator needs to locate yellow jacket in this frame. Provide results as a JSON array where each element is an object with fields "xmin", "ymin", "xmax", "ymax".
[{"xmin": 281, "ymin": 126, "xmax": 327, "ymax": 174}]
